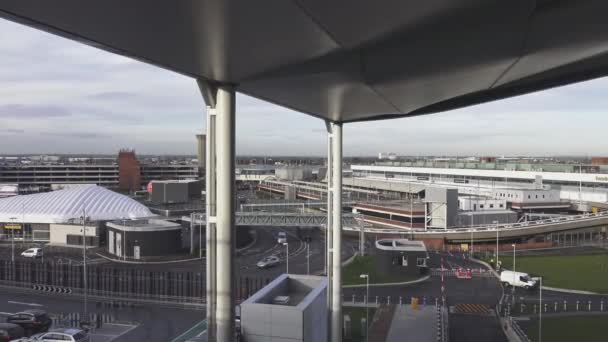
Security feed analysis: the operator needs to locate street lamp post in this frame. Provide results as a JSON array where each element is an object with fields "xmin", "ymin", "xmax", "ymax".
[
  {"xmin": 493, "ymin": 220, "xmax": 499, "ymax": 268},
  {"xmin": 80, "ymin": 209, "xmax": 90, "ymax": 325},
  {"xmin": 306, "ymin": 242, "xmax": 310, "ymax": 275},
  {"xmin": 198, "ymin": 213, "xmax": 203, "ymax": 259},
  {"xmin": 512, "ymin": 243, "xmax": 516, "ymax": 299},
  {"xmin": 283, "ymin": 242, "xmax": 289, "ymax": 274},
  {"xmin": 360, "ymin": 274, "xmax": 369, "ymax": 342},
  {"xmin": 539, "ymin": 276, "xmax": 543, "ymax": 342},
  {"xmin": 9, "ymin": 217, "xmax": 17, "ymax": 263}
]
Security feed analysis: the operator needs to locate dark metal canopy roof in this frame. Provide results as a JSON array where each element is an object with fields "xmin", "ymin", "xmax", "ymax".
[{"xmin": 1, "ymin": 0, "xmax": 607, "ymax": 123}]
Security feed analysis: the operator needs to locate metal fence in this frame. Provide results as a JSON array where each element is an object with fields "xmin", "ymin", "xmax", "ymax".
[{"xmin": 0, "ymin": 260, "xmax": 271, "ymax": 305}]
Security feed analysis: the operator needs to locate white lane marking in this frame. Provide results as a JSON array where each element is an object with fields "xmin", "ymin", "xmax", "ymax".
[
  {"xmin": 7, "ymin": 301, "xmax": 43, "ymax": 307},
  {"xmin": 0, "ymin": 312, "xmax": 15, "ymax": 316}
]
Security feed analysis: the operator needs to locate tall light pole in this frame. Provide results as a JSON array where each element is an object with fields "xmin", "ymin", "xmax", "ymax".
[
  {"xmin": 198, "ymin": 213, "xmax": 203, "ymax": 259},
  {"xmin": 512, "ymin": 243, "xmax": 516, "ymax": 274},
  {"xmin": 9, "ymin": 217, "xmax": 17, "ymax": 263},
  {"xmin": 493, "ymin": 220, "xmax": 499, "ymax": 268},
  {"xmin": 121, "ymin": 219, "xmax": 127, "ymax": 260},
  {"xmin": 306, "ymin": 242, "xmax": 310, "ymax": 275},
  {"xmin": 360, "ymin": 274, "xmax": 369, "ymax": 342},
  {"xmin": 80, "ymin": 208, "xmax": 90, "ymax": 324},
  {"xmin": 539, "ymin": 276, "xmax": 543, "ymax": 342},
  {"xmin": 283, "ymin": 242, "xmax": 289, "ymax": 274},
  {"xmin": 512, "ymin": 243, "xmax": 516, "ymax": 299}
]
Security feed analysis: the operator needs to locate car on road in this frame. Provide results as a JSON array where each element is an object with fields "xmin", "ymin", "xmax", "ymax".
[
  {"xmin": 277, "ymin": 232, "xmax": 287, "ymax": 244},
  {"xmin": 256, "ymin": 255, "xmax": 280, "ymax": 269},
  {"xmin": 0, "ymin": 323, "xmax": 24, "ymax": 342},
  {"xmin": 20, "ymin": 248, "xmax": 43, "ymax": 258},
  {"xmin": 6, "ymin": 310, "xmax": 52, "ymax": 336},
  {"xmin": 12, "ymin": 328, "xmax": 89, "ymax": 342},
  {"xmin": 500, "ymin": 270, "xmax": 538, "ymax": 289}
]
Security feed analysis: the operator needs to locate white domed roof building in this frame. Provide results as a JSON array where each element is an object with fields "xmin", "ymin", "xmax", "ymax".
[
  {"xmin": 0, "ymin": 185, "xmax": 153, "ymax": 224},
  {"xmin": 0, "ymin": 185, "xmax": 155, "ymax": 248}
]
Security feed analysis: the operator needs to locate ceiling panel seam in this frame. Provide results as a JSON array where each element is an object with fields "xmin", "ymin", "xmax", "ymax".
[
  {"xmin": 489, "ymin": 0, "xmax": 537, "ymax": 89},
  {"xmin": 292, "ymin": 0, "xmax": 343, "ymax": 48}
]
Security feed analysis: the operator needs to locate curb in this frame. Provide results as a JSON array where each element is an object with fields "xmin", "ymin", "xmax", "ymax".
[
  {"xmin": 95, "ymin": 253, "xmax": 203, "ymax": 265},
  {"xmin": 342, "ymin": 275, "xmax": 430, "ymax": 288},
  {"xmin": 541, "ymin": 285, "xmax": 605, "ymax": 295},
  {"xmin": 470, "ymin": 257, "xmax": 500, "ymax": 278},
  {"xmin": 237, "ymin": 229, "xmax": 258, "ymax": 253},
  {"xmin": 341, "ymin": 252, "xmax": 359, "ymax": 267}
]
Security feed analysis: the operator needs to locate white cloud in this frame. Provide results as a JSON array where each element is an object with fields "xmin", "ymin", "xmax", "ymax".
[{"xmin": 0, "ymin": 18, "xmax": 607, "ymax": 156}]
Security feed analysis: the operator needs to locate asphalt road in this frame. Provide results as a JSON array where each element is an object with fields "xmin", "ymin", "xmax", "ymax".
[
  {"xmin": 344, "ymin": 250, "xmax": 507, "ymax": 342},
  {"xmin": 0, "ymin": 288, "xmax": 203, "ymax": 342}
]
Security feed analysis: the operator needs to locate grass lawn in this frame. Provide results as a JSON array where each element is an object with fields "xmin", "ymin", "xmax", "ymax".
[
  {"xmin": 497, "ymin": 252, "xmax": 608, "ymax": 293},
  {"xmin": 523, "ymin": 315, "xmax": 608, "ymax": 342},
  {"xmin": 343, "ymin": 255, "xmax": 422, "ymax": 285},
  {"xmin": 343, "ymin": 307, "xmax": 376, "ymax": 342}
]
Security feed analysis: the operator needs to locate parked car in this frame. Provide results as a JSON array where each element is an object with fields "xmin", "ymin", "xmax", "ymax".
[
  {"xmin": 277, "ymin": 232, "xmax": 287, "ymax": 244},
  {"xmin": 14, "ymin": 328, "xmax": 89, "ymax": 342},
  {"xmin": 0, "ymin": 323, "xmax": 24, "ymax": 342},
  {"xmin": 6, "ymin": 310, "xmax": 52, "ymax": 335},
  {"xmin": 256, "ymin": 255, "xmax": 280, "ymax": 269},
  {"xmin": 20, "ymin": 248, "xmax": 43, "ymax": 258},
  {"xmin": 500, "ymin": 270, "xmax": 538, "ymax": 289}
]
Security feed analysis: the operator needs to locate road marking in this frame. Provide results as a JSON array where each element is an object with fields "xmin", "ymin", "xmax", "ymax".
[
  {"xmin": 0, "ymin": 312, "xmax": 15, "ymax": 316},
  {"xmin": 8, "ymin": 301, "xmax": 43, "ymax": 307}
]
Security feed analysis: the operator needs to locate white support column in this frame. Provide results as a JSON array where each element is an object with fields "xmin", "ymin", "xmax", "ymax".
[
  {"xmin": 215, "ymin": 86, "xmax": 236, "ymax": 342},
  {"xmin": 330, "ymin": 122, "xmax": 343, "ymax": 342},
  {"xmin": 325, "ymin": 121, "xmax": 333, "ymax": 341},
  {"xmin": 205, "ymin": 104, "xmax": 217, "ymax": 341}
]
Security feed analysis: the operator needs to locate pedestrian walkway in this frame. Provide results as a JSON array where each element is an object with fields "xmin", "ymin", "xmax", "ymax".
[
  {"xmin": 386, "ymin": 305, "xmax": 437, "ymax": 342},
  {"xmin": 451, "ymin": 304, "xmax": 494, "ymax": 316},
  {"xmin": 430, "ymin": 268, "xmax": 494, "ymax": 277}
]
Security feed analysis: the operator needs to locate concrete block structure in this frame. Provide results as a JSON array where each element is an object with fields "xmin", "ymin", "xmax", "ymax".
[
  {"xmin": 275, "ymin": 167, "xmax": 313, "ymax": 181},
  {"xmin": 374, "ymin": 239, "xmax": 428, "ymax": 277},
  {"xmin": 240, "ymin": 274, "xmax": 327, "ymax": 342},
  {"xmin": 149, "ymin": 180, "xmax": 202, "ymax": 204},
  {"xmin": 425, "ymin": 187, "xmax": 458, "ymax": 229},
  {"xmin": 106, "ymin": 219, "xmax": 182, "ymax": 259}
]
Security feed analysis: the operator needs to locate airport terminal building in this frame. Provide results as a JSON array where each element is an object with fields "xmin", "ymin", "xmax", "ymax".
[{"xmin": 351, "ymin": 163, "xmax": 608, "ymax": 208}]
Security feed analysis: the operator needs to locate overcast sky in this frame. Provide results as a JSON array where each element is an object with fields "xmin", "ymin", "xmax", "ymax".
[{"xmin": 1, "ymin": 19, "xmax": 607, "ymax": 157}]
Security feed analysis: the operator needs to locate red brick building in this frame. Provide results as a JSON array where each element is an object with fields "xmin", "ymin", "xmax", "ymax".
[{"xmin": 118, "ymin": 149, "xmax": 141, "ymax": 192}]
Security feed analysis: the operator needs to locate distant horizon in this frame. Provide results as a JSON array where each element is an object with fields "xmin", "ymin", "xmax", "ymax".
[{"xmin": 0, "ymin": 152, "xmax": 601, "ymax": 159}]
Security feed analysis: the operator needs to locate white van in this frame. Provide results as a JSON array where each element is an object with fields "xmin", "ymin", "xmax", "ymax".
[
  {"xmin": 500, "ymin": 270, "xmax": 538, "ymax": 289},
  {"xmin": 277, "ymin": 232, "xmax": 287, "ymax": 244}
]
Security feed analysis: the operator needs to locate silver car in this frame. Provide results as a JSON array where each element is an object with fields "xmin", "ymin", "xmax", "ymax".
[
  {"xmin": 256, "ymin": 255, "xmax": 280, "ymax": 269},
  {"xmin": 20, "ymin": 328, "xmax": 89, "ymax": 342}
]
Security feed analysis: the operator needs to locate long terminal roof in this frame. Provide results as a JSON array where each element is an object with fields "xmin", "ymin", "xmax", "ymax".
[{"xmin": 1, "ymin": 1, "xmax": 608, "ymax": 123}]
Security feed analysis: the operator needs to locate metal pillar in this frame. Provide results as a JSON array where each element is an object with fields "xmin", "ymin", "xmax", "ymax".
[
  {"xmin": 214, "ymin": 86, "xmax": 236, "ymax": 342},
  {"xmin": 205, "ymin": 100, "xmax": 217, "ymax": 341},
  {"xmin": 330, "ymin": 122, "xmax": 343, "ymax": 342},
  {"xmin": 325, "ymin": 121, "xmax": 333, "ymax": 342}
]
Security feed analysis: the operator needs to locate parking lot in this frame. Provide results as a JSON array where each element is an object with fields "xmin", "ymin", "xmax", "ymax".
[{"xmin": 0, "ymin": 289, "xmax": 203, "ymax": 342}]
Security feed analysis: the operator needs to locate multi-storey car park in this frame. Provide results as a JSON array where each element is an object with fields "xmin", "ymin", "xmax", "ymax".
[{"xmin": 0, "ymin": 159, "xmax": 199, "ymax": 193}]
